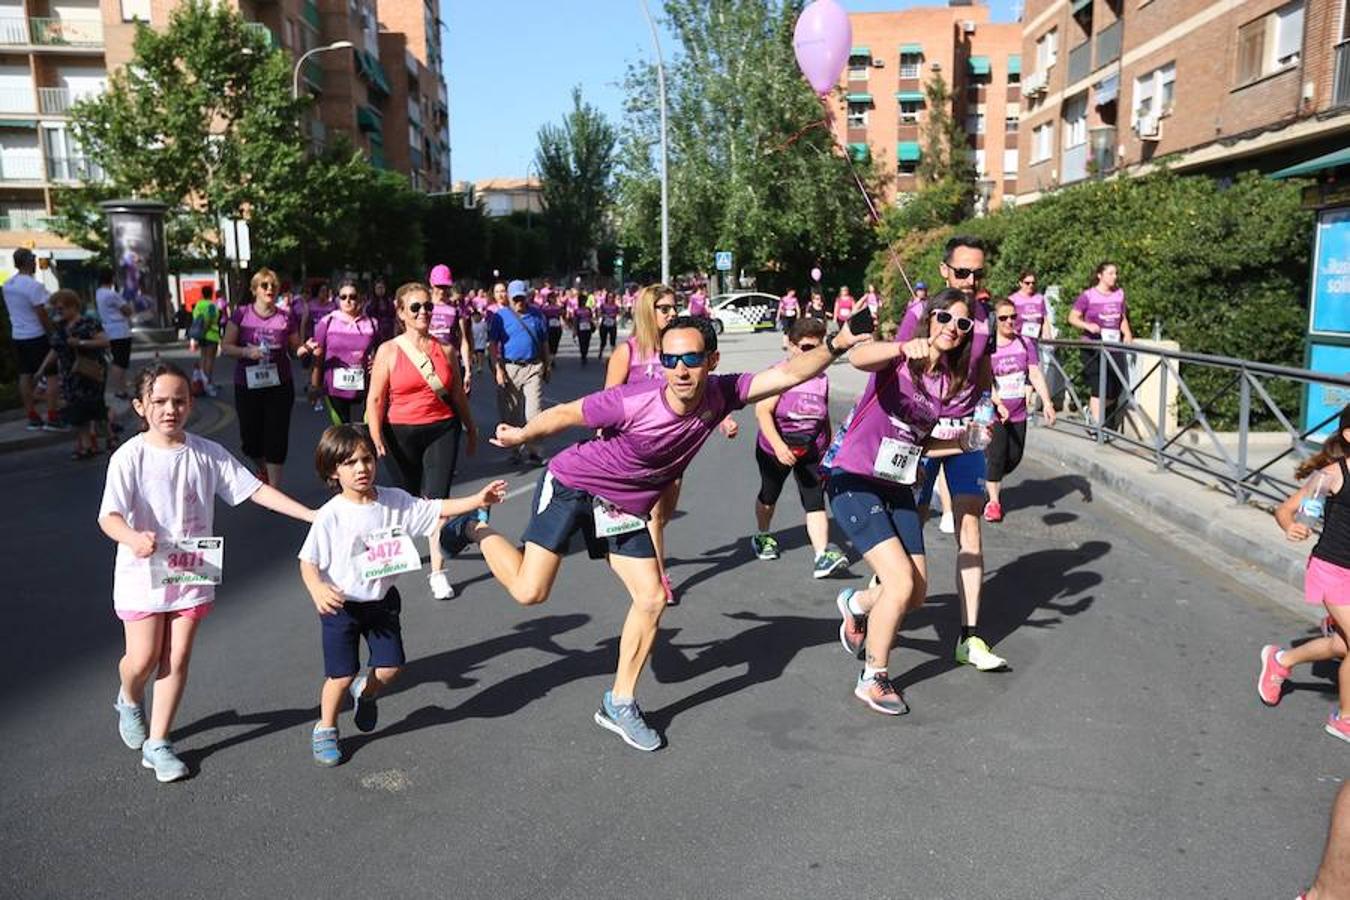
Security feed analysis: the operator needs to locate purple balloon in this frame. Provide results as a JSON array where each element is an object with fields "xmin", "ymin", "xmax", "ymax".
[
  {"xmin": 793, "ymin": 0, "xmax": 852, "ymax": 96},
  {"xmin": 810, "ymin": 267, "xmax": 822, "ymax": 282}
]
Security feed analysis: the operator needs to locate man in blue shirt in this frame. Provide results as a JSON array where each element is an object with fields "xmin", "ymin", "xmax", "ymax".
[{"xmin": 488, "ymin": 279, "xmax": 552, "ymax": 465}]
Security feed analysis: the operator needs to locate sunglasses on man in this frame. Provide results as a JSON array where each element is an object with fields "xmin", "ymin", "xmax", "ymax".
[
  {"xmin": 945, "ymin": 266, "xmax": 985, "ymax": 280},
  {"xmin": 931, "ymin": 309, "xmax": 974, "ymax": 332},
  {"xmin": 660, "ymin": 351, "xmax": 708, "ymax": 369},
  {"xmin": 996, "ymin": 313, "xmax": 1017, "ymax": 322}
]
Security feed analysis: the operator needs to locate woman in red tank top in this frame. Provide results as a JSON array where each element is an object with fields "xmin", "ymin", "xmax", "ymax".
[{"xmin": 367, "ymin": 282, "xmax": 478, "ymax": 600}]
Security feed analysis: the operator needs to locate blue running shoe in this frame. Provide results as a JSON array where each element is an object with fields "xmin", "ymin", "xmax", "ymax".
[
  {"xmin": 141, "ymin": 739, "xmax": 189, "ymax": 782},
  {"xmin": 115, "ymin": 691, "xmax": 147, "ymax": 749},
  {"xmin": 593, "ymin": 691, "xmax": 661, "ymax": 752},
  {"xmin": 312, "ymin": 725, "xmax": 341, "ymax": 766}
]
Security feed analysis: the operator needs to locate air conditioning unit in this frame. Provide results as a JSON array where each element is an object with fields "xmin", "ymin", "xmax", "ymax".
[
  {"xmin": 962, "ymin": 20, "xmax": 977, "ymax": 34},
  {"xmin": 931, "ymin": 61, "xmax": 942, "ymax": 72},
  {"xmin": 872, "ymin": 58, "xmax": 885, "ymax": 68},
  {"xmin": 1136, "ymin": 114, "xmax": 1161, "ymax": 140}
]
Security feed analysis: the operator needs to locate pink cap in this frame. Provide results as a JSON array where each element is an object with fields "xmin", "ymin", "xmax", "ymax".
[{"xmin": 428, "ymin": 264, "xmax": 453, "ymax": 286}]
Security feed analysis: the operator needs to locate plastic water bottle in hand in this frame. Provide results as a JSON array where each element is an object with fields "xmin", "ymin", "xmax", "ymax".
[
  {"xmin": 1296, "ymin": 472, "xmax": 1330, "ymax": 528},
  {"xmin": 965, "ymin": 393, "xmax": 996, "ymax": 450}
]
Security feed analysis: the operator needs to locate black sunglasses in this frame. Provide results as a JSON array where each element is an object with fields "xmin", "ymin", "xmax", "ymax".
[
  {"xmin": 406, "ymin": 302, "xmax": 430, "ymax": 314},
  {"xmin": 660, "ymin": 351, "xmax": 708, "ymax": 369},
  {"xmin": 796, "ymin": 342, "xmax": 821, "ymax": 352},
  {"xmin": 996, "ymin": 314, "xmax": 1017, "ymax": 322},
  {"xmin": 338, "ymin": 292, "xmax": 359, "ymax": 300},
  {"xmin": 946, "ymin": 266, "xmax": 985, "ymax": 280},
  {"xmin": 1021, "ymin": 279, "xmax": 1036, "ymax": 285},
  {"xmin": 932, "ymin": 309, "xmax": 974, "ymax": 332}
]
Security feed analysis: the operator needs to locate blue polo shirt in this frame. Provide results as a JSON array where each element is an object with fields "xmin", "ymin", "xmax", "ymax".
[{"xmin": 489, "ymin": 305, "xmax": 548, "ymax": 362}]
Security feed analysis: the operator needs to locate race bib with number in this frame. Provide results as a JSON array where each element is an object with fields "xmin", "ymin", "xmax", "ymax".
[
  {"xmin": 357, "ymin": 527, "xmax": 422, "ymax": 581},
  {"xmin": 873, "ymin": 437, "xmax": 921, "ymax": 485},
  {"xmin": 548, "ymin": 317, "xmax": 561, "ymax": 327},
  {"xmin": 578, "ymin": 320, "xmax": 592, "ymax": 332},
  {"xmin": 1101, "ymin": 328, "xmax": 1122, "ymax": 343},
  {"xmin": 996, "ymin": 371, "xmax": 1027, "ymax": 400},
  {"xmin": 245, "ymin": 363, "xmax": 281, "ymax": 389},
  {"xmin": 593, "ymin": 498, "xmax": 647, "ymax": 538},
  {"xmin": 333, "ymin": 367, "xmax": 365, "ymax": 391},
  {"xmin": 1020, "ymin": 320, "xmax": 1041, "ymax": 338},
  {"xmin": 602, "ymin": 316, "xmax": 616, "ymax": 326},
  {"xmin": 150, "ymin": 537, "xmax": 224, "ymax": 586}
]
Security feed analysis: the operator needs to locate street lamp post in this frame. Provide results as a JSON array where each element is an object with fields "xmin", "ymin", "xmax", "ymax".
[
  {"xmin": 638, "ymin": 0, "xmax": 670, "ymax": 286},
  {"xmin": 292, "ymin": 40, "xmax": 354, "ymax": 101}
]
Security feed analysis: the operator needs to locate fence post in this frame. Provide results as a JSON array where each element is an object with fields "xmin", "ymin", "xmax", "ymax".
[
  {"xmin": 1096, "ymin": 344, "xmax": 1107, "ymax": 445},
  {"xmin": 1155, "ymin": 357, "xmax": 1168, "ymax": 472},
  {"xmin": 1235, "ymin": 370, "xmax": 1251, "ymax": 505}
]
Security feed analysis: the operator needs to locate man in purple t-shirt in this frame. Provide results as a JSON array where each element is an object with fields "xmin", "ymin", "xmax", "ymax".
[{"xmin": 440, "ymin": 315, "xmax": 870, "ymax": 751}]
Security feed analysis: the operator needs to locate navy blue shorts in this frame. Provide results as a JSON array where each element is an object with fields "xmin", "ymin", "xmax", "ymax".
[
  {"xmin": 320, "ymin": 587, "xmax": 405, "ymax": 678},
  {"xmin": 826, "ymin": 470, "xmax": 925, "ymax": 557},
  {"xmin": 521, "ymin": 470, "xmax": 656, "ymax": 561},
  {"xmin": 914, "ymin": 449, "xmax": 986, "ymax": 507}
]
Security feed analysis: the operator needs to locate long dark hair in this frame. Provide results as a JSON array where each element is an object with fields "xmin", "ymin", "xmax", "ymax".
[
  {"xmin": 1296, "ymin": 406, "xmax": 1350, "ymax": 480},
  {"xmin": 908, "ymin": 288, "xmax": 974, "ymax": 401},
  {"xmin": 1091, "ymin": 261, "xmax": 1118, "ymax": 290}
]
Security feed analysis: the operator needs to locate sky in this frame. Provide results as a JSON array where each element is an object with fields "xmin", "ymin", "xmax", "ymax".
[{"xmin": 444, "ymin": 0, "xmax": 1020, "ymax": 185}]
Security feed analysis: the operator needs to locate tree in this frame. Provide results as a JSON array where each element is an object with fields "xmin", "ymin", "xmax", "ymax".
[
  {"xmin": 917, "ymin": 73, "xmax": 974, "ymax": 186},
  {"xmin": 615, "ymin": 0, "xmax": 880, "ymax": 285},
  {"xmin": 535, "ymin": 87, "xmax": 617, "ymax": 273}
]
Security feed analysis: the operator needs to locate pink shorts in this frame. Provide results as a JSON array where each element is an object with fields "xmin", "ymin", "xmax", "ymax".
[
  {"xmin": 116, "ymin": 602, "xmax": 214, "ymax": 622},
  {"xmin": 1304, "ymin": 557, "xmax": 1350, "ymax": 607}
]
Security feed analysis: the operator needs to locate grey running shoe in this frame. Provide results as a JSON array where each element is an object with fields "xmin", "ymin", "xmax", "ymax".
[
  {"xmin": 750, "ymin": 533, "xmax": 780, "ymax": 560},
  {"xmin": 115, "ymin": 691, "xmax": 147, "ymax": 749},
  {"xmin": 141, "ymin": 739, "xmax": 189, "ymax": 782},
  {"xmin": 813, "ymin": 545, "xmax": 848, "ymax": 579},
  {"xmin": 593, "ymin": 691, "xmax": 661, "ymax": 751},
  {"xmin": 854, "ymin": 672, "xmax": 909, "ymax": 716},
  {"xmin": 836, "ymin": 588, "xmax": 867, "ymax": 657}
]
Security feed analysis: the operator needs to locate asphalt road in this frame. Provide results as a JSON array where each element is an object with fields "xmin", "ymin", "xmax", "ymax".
[{"xmin": 0, "ymin": 329, "xmax": 1344, "ymax": 899}]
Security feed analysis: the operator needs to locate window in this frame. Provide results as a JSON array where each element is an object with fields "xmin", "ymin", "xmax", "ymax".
[
  {"xmin": 120, "ymin": 0, "xmax": 150, "ymax": 22},
  {"xmin": 898, "ymin": 160, "xmax": 918, "ymax": 175},
  {"xmin": 899, "ymin": 100, "xmax": 922, "ymax": 124},
  {"xmin": 965, "ymin": 108, "xmax": 986, "ymax": 134},
  {"xmin": 848, "ymin": 62, "xmax": 868, "ymax": 81},
  {"xmin": 1005, "ymin": 102, "xmax": 1020, "ymax": 130},
  {"xmin": 899, "ymin": 53, "xmax": 922, "ymax": 79},
  {"xmin": 1133, "ymin": 62, "xmax": 1175, "ymax": 122},
  {"xmin": 1063, "ymin": 93, "xmax": 1087, "ymax": 148},
  {"xmin": 1237, "ymin": 1, "xmax": 1304, "ymax": 85},
  {"xmin": 974, "ymin": 149, "xmax": 986, "ymax": 176},
  {"xmin": 1032, "ymin": 121, "xmax": 1054, "ymax": 162},
  {"xmin": 1036, "ymin": 28, "xmax": 1058, "ymax": 71},
  {"xmin": 1004, "ymin": 147, "xmax": 1019, "ymax": 175},
  {"xmin": 847, "ymin": 104, "xmax": 867, "ymax": 128}
]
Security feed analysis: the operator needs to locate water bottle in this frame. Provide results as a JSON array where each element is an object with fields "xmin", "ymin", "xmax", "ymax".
[
  {"xmin": 1297, "ymin": 472, "xmax": 1329, "ymax": 528},
  {"xmin": 966, "ymin": 393, "xmax": 995, "ymax": 450},
  {"xmin": 257, "ymin": 334, "xmax": 270, "ymax": 359}
]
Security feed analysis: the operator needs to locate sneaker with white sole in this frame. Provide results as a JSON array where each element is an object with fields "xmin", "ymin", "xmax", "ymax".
[
  {"xmin": 594, "ymin": 691, "xmax": 661, "ymax": 751},
  {"xmin": 312, "ymin": 725, "xmax": 341, "ymax": 766},
  {"xmin": 750, "ymin": 533, "xmax": 780, "ymax": 560},
  {"xmin": 835, "ymin": 588, "xmax": 867, "ymax": 657},
  {"xmin": 114, "ymin": 691, "xmax": 147, "ymax": 749},
  {"xmin": 854, "ymin": 672, "xmax": 908, "ymax": 715},
  {"xmin": 1327, "ymin": 710, "xmax": 1350, "ymax": 744},
  {"xmin": 141, "ymin": 739, "xmax": 189, "ymax": 782},
  {"xmin": 1257, "ymin": 645, "xmax": 1290, "ymax": 706},
  {"xmin": 938, "ymin": 510, "xmax": 955, "ymax": 534},
  {"xmin": 428, "ymin": 569, "xmax": 454, "ymax": 601},
  {"xmin": 350, "ymin": 673, "xmax": 378, "ymax": 732},
  {"xmin": 813, "ymin": 546, "xmax": 848, "ymax": 579},
  {"xmin": 955, "ymin": 635, "xmax": 1007, "ymax": 671}
]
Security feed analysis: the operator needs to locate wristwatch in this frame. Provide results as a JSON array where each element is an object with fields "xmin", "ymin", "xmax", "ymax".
[{"xmin": 824, "ymin": 334, "xmax": 845, "ymax": 357}]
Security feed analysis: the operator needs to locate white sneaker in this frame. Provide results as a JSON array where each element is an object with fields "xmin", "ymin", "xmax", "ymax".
[
  {"xmin": 429, "ymin": 570, "xmax": 454, "ymax": 601},
  {"xmin": 939, "ymin": 510, "xmax": 955, "ymax": 534}
]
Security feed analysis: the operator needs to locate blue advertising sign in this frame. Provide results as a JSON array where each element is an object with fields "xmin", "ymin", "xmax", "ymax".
[
  {"xmin": 1309, "ymin": 208, "xmax": 1350, "ymax": 335},
  {"xmin": 1304, "ymin": 342, "xmax": 1350, "ymax": 439}
]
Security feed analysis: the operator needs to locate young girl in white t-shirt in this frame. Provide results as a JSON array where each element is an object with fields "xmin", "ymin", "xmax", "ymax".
[
  {"xmin": 299, "ymin": 424, "xmax": 506, "ymax": 766},
  {"xmin": 98, "ymin": 362, "xmax": 316, "ymax": 783}
]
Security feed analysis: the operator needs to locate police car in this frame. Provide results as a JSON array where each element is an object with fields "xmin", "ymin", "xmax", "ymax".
[{"xmin": 708, "ymin": 292, "xmax": 779, "ymax": 335}]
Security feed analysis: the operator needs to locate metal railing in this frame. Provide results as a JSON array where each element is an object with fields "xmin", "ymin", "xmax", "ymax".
[
  {"xmin": 1038, "ymin": 338, "xmax": 1350, "ymax": 506},
  {"xmin": 46, "ymin": 154, "xmax": 101, "ymax": 182},
  {"xmin": 29, "ymin": 17, "xmax": 103, "ymax": 47},
  {"xmin": 0, "ymin": 86, "xmax": 34, "ymax": 112},
  {"xmin": 0, "ymin": 211, "xmax": 50, "ymax": 230},
  {"xmin": 0, "ymin": 154, "xmax": 45, "ymax": 181},
  {"xmin": 37, "ymin": 86, "xmax": 69, "ymax": 114}
]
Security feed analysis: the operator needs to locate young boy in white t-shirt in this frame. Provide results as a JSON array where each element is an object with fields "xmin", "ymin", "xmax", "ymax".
[{"xmin": 299, "ymin": 424, "xmax": 506, "ymax": 766}]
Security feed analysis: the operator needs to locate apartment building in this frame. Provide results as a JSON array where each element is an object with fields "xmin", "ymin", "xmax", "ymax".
[
  {"xmin": 1017, "ymin": 0, "xmax": 1350, "ymax": 202},
  {"xmin": 0, "ymin": 0, "xmax": 450, "ymax": 258},
  {"xmin": 832, "ymin": 2, "xmax": 1022, "ymax": 209}
]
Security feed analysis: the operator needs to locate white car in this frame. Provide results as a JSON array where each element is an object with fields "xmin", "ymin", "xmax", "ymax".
[{"xmin": 707, "ymin": 292, "xmax": 780, "ymax": 335}]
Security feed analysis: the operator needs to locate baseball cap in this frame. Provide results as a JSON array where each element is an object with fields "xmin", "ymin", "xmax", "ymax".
[
  {"xmin": 507, "ymin": 279, "xmax": 528, "ymax": 299},
  {"xmin": 428, "ymin": 264, "xmax": 453, "ymax": 287},
  {"xmin": 914, "ymin": 281, "xmax": 927, "ymax": 290}
]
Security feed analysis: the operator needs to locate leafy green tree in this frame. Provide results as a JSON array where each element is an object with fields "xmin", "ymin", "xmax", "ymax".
[
  {"xmin": 917, "ymin": 73, "xmax": 974, "ymax": 187},
  {"xmin": 615, "ymin": 0, "xmax": 880, "ymax": 284},
  {"xmin": 535, "ymin": 87, "xmax": 617, "ymax": 273}
]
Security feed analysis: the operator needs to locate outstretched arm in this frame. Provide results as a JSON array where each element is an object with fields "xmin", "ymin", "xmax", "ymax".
[
  {"xmin": 249, "ymin": 483, "xmax": 316, "ymax": 523},
  {"xmin": 745, "ymin": 321, "xmax": 869, "ymax": 404},
  {"xmin": 492, "ymin": 399, "xmax": 587, "ymax": 449}
]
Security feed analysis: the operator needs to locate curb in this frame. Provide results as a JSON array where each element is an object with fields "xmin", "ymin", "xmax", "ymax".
[{"xmin": 0, "ymin": 393, "xmax": 234, "ymax": 455}]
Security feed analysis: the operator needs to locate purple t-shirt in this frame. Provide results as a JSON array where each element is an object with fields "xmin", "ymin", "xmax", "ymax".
[
  {"xmin": 896, "ymin": 297, "xmax": 992, "ymax": 419},
  {"xmin": 991, "ymin": 335, "xmax": 1036, "ymax": 424},
  {"xmin": 315, "ymin": 312, "xmax": 379, "ymax": 398},
  {"xmin": 687, "ymin": 292, "xmax": 708, "ymax": 317},
  {"xmin": 548, "ymin": 373, "xmax": 755, "ymax": 516},
  {"xmin": 778, "ymin": 294, "xmax": 799, "ymax": 318},
  {"xmin": 1072, "ymin": 287, "xmax": 1127, "ymax": 341},
  {"xmin": 304, "ymin": 299, "xmax": 336, "ymax": 339},
  {"xmin": 599, "ymin": 302, "xmax": 620, "ymax": 326},
  {"xmin": 757, "ymin": 367, "xmax": 829, "ymax": 456},
  {"xmin": 230, "ymin": 304, "xmax": 295, "ymax": 386},
  {"xmin": 625, "ymin": 336, "xmax": 662, "ymax": 384},
  {"xmin": 830, "ymin": 362, "xmax": 940, "ymax": 482},
  {"xmin": 541, "ymin": 303, "xmax": 564, "ymax": 329},
  {"xmin": 574, "ymin": 306, "xmax": 594, "ymax": 331},
  {"xmin": 429, "ymin": 300, "xmax": 462, "ymax": 346},
  {"xmin": 1012, "ymin": 292, "xmax": 1047, "ymax": 338}
]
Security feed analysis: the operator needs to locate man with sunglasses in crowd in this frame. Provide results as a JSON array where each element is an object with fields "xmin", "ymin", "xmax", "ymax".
[
  {"xmin": 896, "ymin": 235, "xmax": 1007, "ymax": 673},
  {"xmin": 438, "ymin": 310, "xmax": 872, "ymax": 752}
]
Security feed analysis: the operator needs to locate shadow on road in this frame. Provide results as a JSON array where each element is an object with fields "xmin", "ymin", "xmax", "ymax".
[{"xmin": 1001, "ymin": 473, "xmax": 1093, "ymax": 512}]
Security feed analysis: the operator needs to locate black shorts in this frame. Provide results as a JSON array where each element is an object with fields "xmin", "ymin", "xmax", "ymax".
[
  {"xmin": 986, "ymin": 419, "xmax": 1028, "ymax": 482},
  {"xmin": 320, "ymin": 587, "xmax": 404, "ymax": 678},
  {"xmin": 64, "ymin": 393, "xmax": 107, "ymax": 426},
  {"xmin": 826, "ymin": 470, "xmax": 924, "ymax": 557},
  {"xmin": 13, "ymin": 336, "xmax": 49, "ymax": 376},
  {"xmin": 755, "ymin": 443, "xmax": 825, "ymax": 512},
  {"xmin": 1081, "ymin": 345, "xmax": 1125, "ymax": 400},
  {"xmin": 109, "ymin": 337, "xmax": 132, "ymax": 369},
  {"xmin": 521, "ymin": 469, "xmax": 656, "ymax": 560},
  {"xmin": 234, "ymin": 381, "xmax": 295, "ymax": 464}
]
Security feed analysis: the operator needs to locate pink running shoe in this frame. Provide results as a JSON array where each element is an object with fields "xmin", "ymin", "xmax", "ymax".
[
  {"xmin": 661, "ymin": 574, "xmax": 675, "ymax": 606},
  {"xmin": 982, "ymin": 500, "xmax": 1003, "ymax": 523},
  {"xmin": 854, "ymin": 672, "xmax": 908, "ymax": 715},
  {"xmin": 1327, "ymin": 710, "xmax": 1350, "ymax": 743},
  {"xmin": 835, "ymin": 588, "xmax": 866, "ymax": 657},
  {"xmin": 1258, "ymin": 645, "xmax": 1291, "ymax": 706}
]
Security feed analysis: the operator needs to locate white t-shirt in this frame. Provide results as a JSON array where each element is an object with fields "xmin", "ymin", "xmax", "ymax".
[
  {"xmin": 4, "ymin": 272, "xmax": 49, "ymax": 340},
  {"xmin": 96, "ymin": 286, "xmax": 130, "ymax": 339},
  {"xmin": 298, "ymin": 487, "xmax": 442, "ymax": 603},
  {"xmin": 98, "ymin": 433, "xmax": 262, "ymax": 613},
  {"xmin": 472, "ymin": 319, "xmax": 488, "ymax": 350}
]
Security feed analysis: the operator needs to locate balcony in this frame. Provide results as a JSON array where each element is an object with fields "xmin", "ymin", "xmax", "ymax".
[
  {"xmin": 1061, "ymin": 142, "xmax": 1088, "ymax": 184},
  {"xmin": 1336, "ymin": 42, "xmax": 1350, "ymax": 107},
  {"xmin": 0, "ymin": 86, "xmax": 35, "ymax": 113},
  {"xmin": 0, "ymin": 211, "xmax": 50, "ymax": 230},
  {"xmin": 37, "ymin": 87, "xmax": 70, "ymax": 114},
  {"xmin": 46, "ymin": 154, "xmax": 102, "ymax": 182},
  {"xmin": 30, "ymin": 17, "xmax": 103, "ymax": 47},
  {"xmin": 407, "ymin": 96, "xmax": 421, "ymax": 125},
  {"xmin": 1067, "ymin": 40, "xmax": 1092, "ymax": 85},
  {"xmin": 0, "ymin": 154, "xmax": 45, "ymax": 181},
  {"xmin": 1095, "ymin": 19, "xmax": 1122, "ymax": 70}
]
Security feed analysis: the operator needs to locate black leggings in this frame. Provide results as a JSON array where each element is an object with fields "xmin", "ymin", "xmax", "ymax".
[
  {"xmin": 986, "ymin": 419, "xmax": 1028, "ymax": 482},
  {"xmin": 577, "ymin": 329, "xmax": 593, "ymax": 360},
  {"xmin": 235, "ymin": 381, "xmax": 294, "ymax": 464},
  {"xmin": 599, "ymin": 324, "xmax": 617, "ymax": 352},
  {"xmin": 384, "ymin": 418, "xmax": 462, "ymax": 498},
  {"xmin": 327, "ymin": 392, "xmax": 367, "ymax": 425},
  {"xmin": 1081, "ymin": 346, "xmax": 1126, "ymax": 401},
  {"xmin": 547, "ymin": 327, "xmax": 562, "ymax": 356},
  {"xmin": 755, "ymin": 444, "xmax": 825, "ymax": 512}
]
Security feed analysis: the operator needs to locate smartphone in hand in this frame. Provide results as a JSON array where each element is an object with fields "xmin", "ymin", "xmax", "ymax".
[{"xmin": 847, "ymin": 306, "xmax": 875, "ymax": 335}]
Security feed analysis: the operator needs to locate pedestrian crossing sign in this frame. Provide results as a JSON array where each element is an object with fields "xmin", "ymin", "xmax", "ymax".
[{"xmin": 715, "ymin": 251, "xmax": 732, "ymax": 271}]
